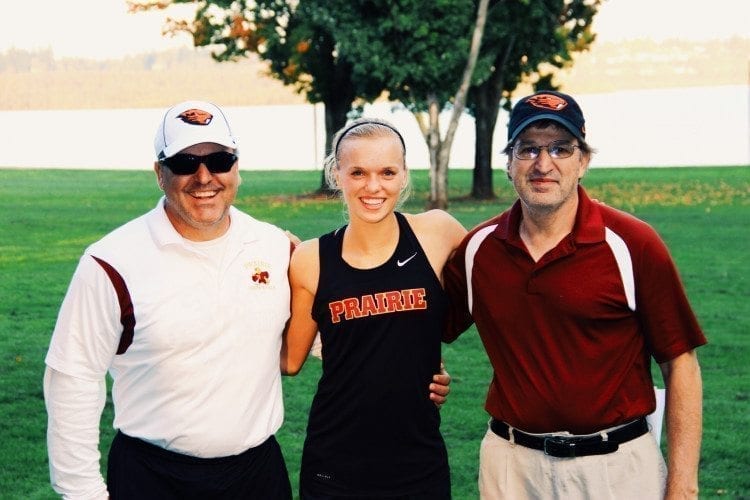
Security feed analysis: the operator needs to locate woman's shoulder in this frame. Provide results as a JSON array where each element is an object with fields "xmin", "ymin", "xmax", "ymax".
[
  {"xmin": 404, "ymin": 210, "xmax": 465, "ymax": 236},
  {"xmin": 403, "ymin": 208, "xmax": 447, "ymax": 224},
  {"xmin": 402, "ymin": 210, "xmax": 467, "ymax": 255}
]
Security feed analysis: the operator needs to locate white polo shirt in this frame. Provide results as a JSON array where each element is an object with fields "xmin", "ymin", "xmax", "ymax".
[{"xmin": 46, "ymin": 199, "xmax": 290, "ymax": 458}]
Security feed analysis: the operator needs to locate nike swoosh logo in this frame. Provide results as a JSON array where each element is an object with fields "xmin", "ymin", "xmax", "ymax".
[{"xmin": 397, "ymin": 252, "xmax": 418, "ymax": 267}]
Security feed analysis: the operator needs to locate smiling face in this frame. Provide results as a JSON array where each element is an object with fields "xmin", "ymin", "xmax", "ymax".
[
  {"xmin": 154, "ymin": 141, "xmax": 239, "ymax": 241},
  {"xmin": 507, "ymin": 123, "xmax": 590, "ymax": 217},
  {"xmin": 334, "ymin": 134, "xmax": 407, "ymax": 225}
]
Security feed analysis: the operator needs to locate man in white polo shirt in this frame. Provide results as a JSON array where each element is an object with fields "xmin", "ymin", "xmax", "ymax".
[{"xmin": 43, "ymin": 100, "xmax": 294, "ymax": 499}]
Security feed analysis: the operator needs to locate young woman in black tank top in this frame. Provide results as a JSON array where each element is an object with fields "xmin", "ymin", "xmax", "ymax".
[{"xmin": 281, "ymin": 118, "xmax": 466, "ymax": 499}]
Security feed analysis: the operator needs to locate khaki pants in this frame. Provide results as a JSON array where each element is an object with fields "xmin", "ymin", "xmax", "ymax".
[{"xmin": 478, "ymin": 425, "xmax": 666, "ymax": 500}]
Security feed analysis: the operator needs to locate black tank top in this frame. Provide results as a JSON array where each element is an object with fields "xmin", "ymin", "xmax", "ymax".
[{"xmin": 300, "ymin": 212, "xmax": 450, "ymax": 497}]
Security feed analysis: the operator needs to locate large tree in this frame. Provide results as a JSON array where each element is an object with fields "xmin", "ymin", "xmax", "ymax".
[
  {"xmin": 131, "ymin": 1, "xmax": 595, "ymax": 204},
  {"xmin": 132, "ymin": 0, "xmax": 490, "ymax": 204},
  {"xmin": 323, "ymin": 0, "xmax": 491, "ymax": 209},
  {"xmin": 467, "ymin": 0, "xmax": 600, "ymax": 199}
]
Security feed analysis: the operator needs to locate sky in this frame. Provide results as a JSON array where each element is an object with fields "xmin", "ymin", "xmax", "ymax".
[{"xmin": 0, "ymin": 0, "xmax": 747, "ymax": 60}]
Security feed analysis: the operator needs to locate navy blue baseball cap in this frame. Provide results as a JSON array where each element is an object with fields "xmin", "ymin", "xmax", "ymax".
[{"xmin": 507, "ymin": 90, "xmax": 586, "ymax": 142}]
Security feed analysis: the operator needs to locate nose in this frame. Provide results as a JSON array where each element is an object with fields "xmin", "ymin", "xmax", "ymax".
[
  {"xmin": 533, "ymin": 148, "xmax": 555, "ymax": 173},
  {"xmin": 365, "ymin": 174, "xmax": 381, "ymax": 192},
  {"xmin": 195, "ymin": 162, "xmax": 214, "ymax": 183}
]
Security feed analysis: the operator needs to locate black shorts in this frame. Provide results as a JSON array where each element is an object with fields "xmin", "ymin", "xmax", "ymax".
[{"xmin": 107, "ymin": 431, "xmax": 292, "ymax": 500}]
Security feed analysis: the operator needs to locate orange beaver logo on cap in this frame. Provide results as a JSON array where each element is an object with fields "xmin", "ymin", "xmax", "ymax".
[
  {"xmin": 178, "ymin": 109, "xmax": 213, "ymax": 126},
  {"xmin": 526, "ymin": 94, "xmax": 568, "ymax": 111}
]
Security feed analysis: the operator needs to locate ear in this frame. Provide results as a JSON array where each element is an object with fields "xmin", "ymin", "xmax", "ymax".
[
  {"xmin": 577, "ymin": 151, "xmax": 591, "ymax": 180},
  {"xmin": 154, "ymin": 161, "xmax": 165, "ymax": 190},
  {"xmin": 333, "ymin": 169, "xmax": 341, "ymax": 189}
]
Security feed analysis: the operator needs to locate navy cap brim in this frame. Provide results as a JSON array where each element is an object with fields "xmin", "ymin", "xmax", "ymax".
[{"xmin": 509, "ymin": 113, "xmax": 585, "ymax": 143}]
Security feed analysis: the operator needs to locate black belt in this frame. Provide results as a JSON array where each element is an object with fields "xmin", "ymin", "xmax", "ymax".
[{"xmin": 490, "ymin": 418, "xmax": 649, "ymax": 458}]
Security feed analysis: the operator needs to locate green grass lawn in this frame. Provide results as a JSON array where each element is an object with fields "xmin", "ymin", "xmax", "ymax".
[{"xmin": 0, "ymin": 166, "xmax": 748, "ymax": 499}]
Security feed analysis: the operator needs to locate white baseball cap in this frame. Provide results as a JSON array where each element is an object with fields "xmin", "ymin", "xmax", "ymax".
[{"xmin": 154, "ymin": 100, "xmax": 239, "ymax": 159}]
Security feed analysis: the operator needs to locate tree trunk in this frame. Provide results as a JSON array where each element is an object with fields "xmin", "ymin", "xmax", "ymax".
[
  {"xmin": 426, "ymin": 98, "xmax": 446, "ymax": 209},
  {"xmin": 471, "ymin": 80, "xmax": 501, "ymax": 199},
  {"xmin": 471, "ymin": 41, "xmax": 514, "ymax": 199},
  {"xmin": 317, "ymin": 53, "xmax": 356, "ymax": 194},
  {"xmin": 426, "ymin": 0, "xmax": 490, "ymax": 209},
  {"xmin": 435, "ymin": 138, "xmax": 451, "ymax": 209},
  {"xmin": 318, "ymin": 95, "xmax": 350, "ymax": 193}
]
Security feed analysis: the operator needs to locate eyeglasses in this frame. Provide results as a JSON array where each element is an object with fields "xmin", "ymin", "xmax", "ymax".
[
  {"xmin": 159, "ymin": 152, "xmax": 238, "ymax": 175},
  {"xmin": 512, "ymin": 141, "xmax": 580, "ymax": 160}
]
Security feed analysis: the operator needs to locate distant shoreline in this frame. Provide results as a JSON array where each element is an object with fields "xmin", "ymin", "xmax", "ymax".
[{"xmin": 1, "ymin": 38, "xmax": 748, "ymax": 111}]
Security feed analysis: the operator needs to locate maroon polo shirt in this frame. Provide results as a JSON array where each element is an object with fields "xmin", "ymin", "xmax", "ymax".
[{"xmin": 444, "ymin": 187, "xmax": 706, "ymax": 434}]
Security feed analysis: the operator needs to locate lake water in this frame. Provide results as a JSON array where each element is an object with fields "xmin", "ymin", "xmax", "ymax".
[{"xmin": 0, "ymin": 85, "xmax": 747, "ymax": 170}]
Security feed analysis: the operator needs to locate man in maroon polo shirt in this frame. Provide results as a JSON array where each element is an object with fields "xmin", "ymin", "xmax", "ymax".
[{"xmin": 444, "ymin": 90, "xmax": 706, "ymax": 499}]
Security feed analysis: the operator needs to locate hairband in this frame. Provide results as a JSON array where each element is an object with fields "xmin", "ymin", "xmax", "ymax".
[{"xmin": 334, "ymin": 121, "xmax": 406, "ymax": 157}]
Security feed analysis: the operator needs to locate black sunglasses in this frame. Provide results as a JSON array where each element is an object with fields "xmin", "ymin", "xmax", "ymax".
[{"xmin": 159, "ymin": 151, "xmax": 238, "ymax": 175}]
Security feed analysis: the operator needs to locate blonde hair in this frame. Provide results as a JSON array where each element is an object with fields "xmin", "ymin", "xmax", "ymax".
[{"xmin": 324, "ymin": 118, "xmax": 412, "ymax": 207}]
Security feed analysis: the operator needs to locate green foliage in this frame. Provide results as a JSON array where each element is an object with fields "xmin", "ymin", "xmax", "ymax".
[
  {"xmin": 134, "ymin": 0, "xmax": 602, "ymax": 199},
  {"xmin": 167, "ymin": 0, "xmax": 362, "ymax": 106},
  {"xmin": 329, "ymin": 0, "xmax": 479, "ymax": 109},
  {"xmin": 466, "ymin": 0, "xmax": 600, "ymax": 113},
  {"xmin": 150, "ymin": 0, "xmax": 599, "ymax": 113},
  {"xmin": 1, "ymin": 167, "xmax": 748, "ymax": 499}
]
